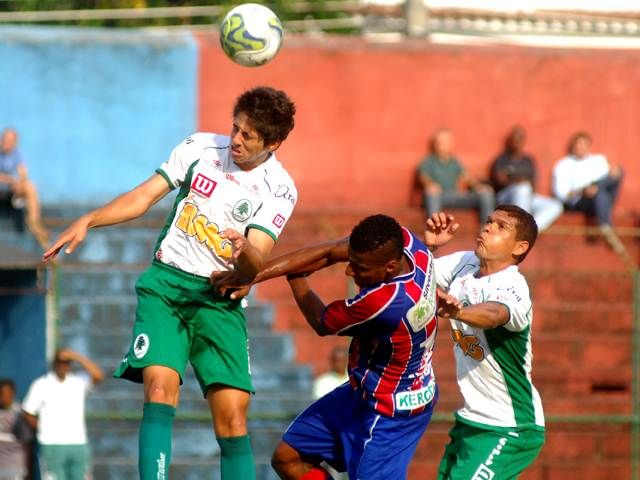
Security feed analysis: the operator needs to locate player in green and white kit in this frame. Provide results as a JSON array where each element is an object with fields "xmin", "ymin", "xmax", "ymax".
[
  {"xmin": 425, "ymin": 205, "xmax": 545, "ymax": 480},
  {"xmin": 43, "ymin": 87, "xmax": 297, "ymax": 480}
]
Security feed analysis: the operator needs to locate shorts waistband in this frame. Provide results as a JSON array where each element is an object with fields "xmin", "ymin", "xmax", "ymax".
[{"xmin": 151, "ymin": 259, "xmax": 210, "ymax": 285}]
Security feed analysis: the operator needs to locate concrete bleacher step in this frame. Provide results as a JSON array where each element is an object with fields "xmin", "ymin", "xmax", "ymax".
[
  {"xmin": 48, "ymin": 228, "xmax": 159, "ymax": 264},
  {"xmin": 87, "ymin": 419, "xmax": 288, "ymax": 459},
  {"xmin": 85, "ymin": 391, "xmax": 314, "ymax": 418},
  {"xmin": 58, "ymin": 330, "xmax": 298, "ymax": 366},
  {"xmin": 56, "ymin": 296, "xmax": 275, "ymax": 332},
  {"xmin": 92, "ymin": 458, "xmax": 280, "ymax": 480},
  {"xmin": 88, "ymin": 363, "xmax": 313, "ymax": 400}
]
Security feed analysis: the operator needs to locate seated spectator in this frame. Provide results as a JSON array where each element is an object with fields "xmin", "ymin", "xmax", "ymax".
[
  {"xmin": 0, "ymin": 128, "xmax": 49, "ymax": 248},
  {"xmin": 490, "ymin": 126, "xmax": 563, "ymax": 231},
  {"xmin": 552, "ymin": 131, "xmax": 631, "ymax": 262},
  {"xmin": 312, "ymin": 346, "xmax": 349, "ymax": 400},
  {"xmin": 0, "ymin": 378, "xmax": 33, "ymax": 480},
  {"xmin": 417, "ymin": 128, "xmax": 494, "ymax": 222}
]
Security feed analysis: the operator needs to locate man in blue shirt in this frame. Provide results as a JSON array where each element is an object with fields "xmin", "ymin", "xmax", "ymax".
[{"xmin": 0, "ymin": 128, "xmax": 49, "ymax": 247}]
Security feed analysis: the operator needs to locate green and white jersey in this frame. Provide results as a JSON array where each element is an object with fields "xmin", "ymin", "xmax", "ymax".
[
  {"xmin": 435, "ymin": 251, "xmax": 545, "ymax": 431},
  {"xmin": 154, "ymin": 132, "xmax": 297, "ymax": 278}
]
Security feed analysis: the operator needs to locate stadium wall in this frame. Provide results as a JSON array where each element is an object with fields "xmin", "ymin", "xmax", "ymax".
[
  {"xmin": 198, "ymin": 35, "xmax": 640, "ymax": 217},
  {"xmin": 0, "ymin": 26, "xmax": 197, "ymax": 204},
  {"xmin": 2, "ymin": 26, "xmax": 638, "ymax": 216}
]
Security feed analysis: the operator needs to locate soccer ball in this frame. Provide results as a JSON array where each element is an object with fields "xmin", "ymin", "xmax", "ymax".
[{"xmin": 219, "ymin": 3, "xmax": 284, "ymax": 67}]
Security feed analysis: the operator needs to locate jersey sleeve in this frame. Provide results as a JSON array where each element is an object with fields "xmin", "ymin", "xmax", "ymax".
[
  {"xmin": 156, "ymin": 134, "xmax": 204, "ymax": 190},
  {"xmin": 248, "ymin": 178, "xmax": 297, "ymax": 242},
  {"xmin": 484, "ymin": 278, "xmax": 532, "ymax": 332},
  {"xmin": 322, "ymin": 283, "xmax": 399, "ymax": 336},
  {"xmin": 21, "ymin": 378, "xmax": 44, "ymax": 416},
  {"xmin": 434, "ymin": 251, "xmax": 476, "ymax": 289}
]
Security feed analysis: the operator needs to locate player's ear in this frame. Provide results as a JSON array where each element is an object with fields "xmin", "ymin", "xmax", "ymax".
[
  {"xmin": 267, "ymin": 140, "xmax": 282, "ymax": 152},
  {"xmin": 512, "ymin": 240, "xmax": 529, "ymax": 259},
  {"xmin": 385, "ymin": 259, "xmax": 399, "ymax": 274}
]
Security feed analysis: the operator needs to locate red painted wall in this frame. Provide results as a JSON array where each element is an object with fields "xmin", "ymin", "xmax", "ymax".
[{"xmin": 197, "ymin": 34, "xmax": 640, "ymax": 214}]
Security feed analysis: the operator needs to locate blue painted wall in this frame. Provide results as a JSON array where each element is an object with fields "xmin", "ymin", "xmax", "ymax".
[{"xmin": 0, "ymin": 26, "xmax": 197, "ymax": 204}]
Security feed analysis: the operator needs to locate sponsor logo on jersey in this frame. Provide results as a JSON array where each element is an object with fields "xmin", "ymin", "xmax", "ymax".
[
  {"xmin": 225, "ymin": 173, "xmax": 240, "ymax": 185},
  {"xmin": 133, "ymin": 334, "xmax": 150, "ymax": 359},
  {"xmin": 273, "ymin": 214, "xmax": 285, "ymax": 228},
  {"xmin": 232, "ymin": 200, "xmax": 253, "ymax": 222},
  {"xmin": 191, "ymin": 173, "xmax": 217, "ymax": 198},
  {"xmin": 175, "ymin": 203, "xmax": 232, "ymax": 258},
  {"xmin": 452, "ymin": 329, "xmax": 485, "ymax": 361},
  {"xmin": 394, "ymin": 379, "xmax": 436, "ymax": 410},
  {"xmin": 274, "ymin": 184, "xmax": 296, "ymax": 205}
]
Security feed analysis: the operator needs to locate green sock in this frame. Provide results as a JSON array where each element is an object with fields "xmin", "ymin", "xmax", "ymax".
[
  {"xmin": 139, "ymin": 402, "xmax": 176, "ymax": 480},
  {"xmin": 217, "ymin": 435, "xmax": 256, "ymax": 480}
]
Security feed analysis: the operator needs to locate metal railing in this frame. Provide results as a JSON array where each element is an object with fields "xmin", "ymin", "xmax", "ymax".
[{"xmin": 0, "ymin": 2, "xmax": 639, "ymax": 38}]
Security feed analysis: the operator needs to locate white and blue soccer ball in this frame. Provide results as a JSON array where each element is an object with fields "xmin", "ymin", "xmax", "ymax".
[{"xmin": 219, "ymin": 3, "xmax": 284, "ymax": 67}]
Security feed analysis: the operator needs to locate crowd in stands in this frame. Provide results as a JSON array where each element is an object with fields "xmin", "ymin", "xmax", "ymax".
[{"xmin": 416, "ymin": 126, "xmax": 631, "ymax": 261}]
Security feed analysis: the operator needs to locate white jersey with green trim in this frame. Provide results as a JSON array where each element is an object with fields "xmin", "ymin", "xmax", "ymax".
[
  {"xmin": 154, "ymin": 132, "xmax": 297, "ymax": 277},
  {"xmin": 435, "ymin": 251, "xmax": 545, "ymax": 430}
]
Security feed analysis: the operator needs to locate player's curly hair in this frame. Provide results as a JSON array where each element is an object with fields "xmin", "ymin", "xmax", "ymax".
[
  {"xmin": 233, "ymin": 86, "xmax": 296, "ymax": 146},
  {"xmin": 495, "ymin": 204, "xmax": 538, "ymax": 263},
  {"xmin": 349, "ymin": 214, "xmax": 404, "ymax": 259}
]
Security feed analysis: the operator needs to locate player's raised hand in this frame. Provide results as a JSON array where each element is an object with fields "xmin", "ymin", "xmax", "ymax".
[
  {"xmin": 42, "ymin": 216, "xmax": 91, "ymax": 263},
  {"xmin": 209, "ymin": 270, "xmax": 252, "ymax": 300},
  {"xmin": 424, "ymin": 212, "xmax": 459, "ymax": 250}
]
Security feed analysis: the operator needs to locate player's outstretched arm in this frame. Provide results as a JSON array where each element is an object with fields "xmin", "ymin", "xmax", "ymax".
[
  {"xmin": 287, "ymin": 275, "xmax": 328, "ymax": 336},
  {"xmin": 424, "ymin": 212, "xmax": 459, "ymax": 252},
  {"xmin": 210, "ymin": 237, "xmax": 349, "ymax": 299},
  {"xmin": 437, "ymin": 290, "xmax": 509, "ymax": 329},
  {"xmin": 42, "ymin": 174, "xmax": 170, "ymax": 262}
]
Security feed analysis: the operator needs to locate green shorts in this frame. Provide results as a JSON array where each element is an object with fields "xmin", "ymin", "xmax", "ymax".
[
  {"xmin": 114, "ymin": 260, "xmax": 253, "ymax": 396},
  {"xmin": 437, "ymin": 420, "xmax": 545, "ymax": 480}
]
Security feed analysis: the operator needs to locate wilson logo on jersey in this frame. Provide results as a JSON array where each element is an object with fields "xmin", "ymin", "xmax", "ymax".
[
  {"xmin": 452, "ymin": 329, "xmax": 485, "ymax": 361},
  {"xmin": 175, "ymin": 203, "xmax": 232, "ymax": 258},
  {"xmin": 191, "ymin": 173, "xmax": 217, "ymax": 198},
  {"xmin": 273, "ymin": 214, "xmax": 285, "ymax": 228}
]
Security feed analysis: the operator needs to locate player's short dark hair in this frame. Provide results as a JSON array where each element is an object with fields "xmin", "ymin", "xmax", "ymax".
[
  {"xmin": 567, "ymin": 131, "xmax": 592, "ymax": 154},
  {"xmin": 349, "ymin": 214, "xmax": 404, "ymax": 260},
  {"xmin": 495, "ymin": 204, "xmax": 538, "ymax": 263},
  {"xmin": 0, "ymin": 378, "xmax": 16, "ymax": 390},
  {"xmin": 233, "ymin": 86, "xmax": 296, "ymax": 146}
]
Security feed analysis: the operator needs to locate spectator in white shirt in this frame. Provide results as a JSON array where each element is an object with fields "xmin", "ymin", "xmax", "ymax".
[
  {"xmin": 312, "ymin": 346, "xmax": 349, "ymax": 400},
  {"xmin": 22, "ymin": 349, "xmax": 104, "ymax": 480},
  {"xmin": 552, "ymin": 131, "xmax": 631, "ymax": 264}
]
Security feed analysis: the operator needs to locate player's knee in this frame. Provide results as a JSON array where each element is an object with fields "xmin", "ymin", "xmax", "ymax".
[
  {"xmin": 144, "ymin": 380, "xmax": 178, "ymax": 405},
  {"xmin": 216, "ymin": 410, "xmax": 248, "ymax": 436}
]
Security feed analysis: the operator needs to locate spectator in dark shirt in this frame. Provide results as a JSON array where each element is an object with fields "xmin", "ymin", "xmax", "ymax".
[
  {"xmin": 490, "ymin": 126, "xmax": 562, "ymax": 231},
  {"xmin": 0, "ymin": 379, "xmax": 32, "ymax": 480},
  {"xmin": 418, "ymin": 128, "xmax": 494, "ymax": 222}
]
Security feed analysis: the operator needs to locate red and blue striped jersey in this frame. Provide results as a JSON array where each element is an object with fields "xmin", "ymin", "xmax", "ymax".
[{"xmin": 321, "ymin": 228, "xmax": 438, "ymax": 417}]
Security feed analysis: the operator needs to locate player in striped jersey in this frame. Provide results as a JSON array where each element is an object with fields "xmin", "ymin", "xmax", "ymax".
[
  {"xmin": 214, "ymin": 214, "xmax": 439, "ymax": 479},
  {"xmin": 42, "ymin": 86, "xmax": 297, "ymax": 480},
  {"xmin": 426, "ymin": 206, "xmax": 545, "ymax": 479}
]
